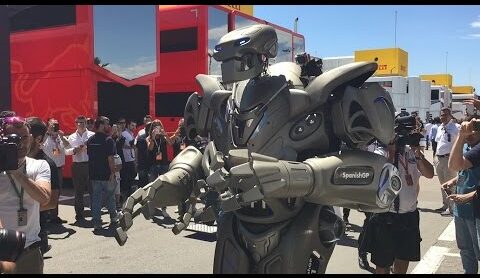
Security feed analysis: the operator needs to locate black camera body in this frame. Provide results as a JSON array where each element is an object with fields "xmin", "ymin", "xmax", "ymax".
[
  {"xmin": 0, "ymin": 133, "xmax": 20, "ymax": 172},
  {"xmin": 53, "ymin": 123, "xmax": 60, "ymax": 132},
  {"xmin": 394, "ymin": 115, "xmax": 423, "ymax": 147},
  {"xmin": 0, "ymin": 229, "xmax": 26, "ymax": 262}
]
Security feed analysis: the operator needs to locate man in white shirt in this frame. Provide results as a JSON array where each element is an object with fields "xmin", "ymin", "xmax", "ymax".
[
  {"xmin": 120, "ymin": 120, "xmax": 137, "ymax": 202},
  {"xmin": 42, "ymin": 118, "xmax": 70, "ymax": 224},
  {"xmin": 0, "ymin": 114, "xmax": 51, "ymax": 273},
  {"xmin": 434, "ymin": 108, "xmax": 460, "ymax": 215},
  {"xmin": 65, "ymin": 115, "xmax": 94, "ymax": 221},
  {"xmin": 367, "ymin": 139, "xmax": 434, "ymax": 274}
]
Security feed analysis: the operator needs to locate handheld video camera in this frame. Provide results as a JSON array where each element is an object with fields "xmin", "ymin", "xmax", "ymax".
[
  {"xmin": 0, "ymin": 119, "xmax": 20, "ymax": 172},
  {"xmin": 0, "ymin": 229, "xmax": 26, "ymax": 262},
  {"xmin": 394, "ymin": 114, "xmax": 423, "ymax": 147},
  {"xmin": 53, "ymin": 122, "xmax": 60, "ymax": 132}
]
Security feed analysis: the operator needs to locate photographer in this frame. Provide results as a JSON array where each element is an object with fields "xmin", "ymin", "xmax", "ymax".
[
  {"xmin": 444, "ymin": 116, "xmax": 480, "ymax": 274},
  {"xmin": 120, "ymin": 120, "xmax": 137, "ymax": 201},
  {"xmin": 42, "ymin": 118, "xmax": 69, "ymax": 224},
  {"xmin": 367, "ymin": 115, "xmax": 434, "ymax": 274},
  {"xmin": 0, "ymin": 114, "xmax": 51, "ymax": 273}
]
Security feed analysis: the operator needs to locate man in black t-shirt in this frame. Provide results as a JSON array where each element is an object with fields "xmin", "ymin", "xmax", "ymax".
[
  {"xmin": 86, "ymin": 116, "xmax": 119, "ymax": 232},
  {"xmin": 26, "ymin": 117, "xmax": 60, "ymax": 255}
]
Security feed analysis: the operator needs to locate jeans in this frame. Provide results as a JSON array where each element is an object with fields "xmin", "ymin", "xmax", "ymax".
[
  {"xmin": 91, "ymin": 180, "xmax": 117, "ymax": 226},
  {"xmin": 454, "ymin": 216, "xmax": 480, "ymax": 274},
  {"xmin": 148, "ymin": 164, "xmax": 169, "ymax": 182}
]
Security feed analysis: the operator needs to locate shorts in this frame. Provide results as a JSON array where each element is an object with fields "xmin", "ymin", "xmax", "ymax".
[{"xmin": 367, "ymin": 210, "xmax": 422, "ymax": 268}]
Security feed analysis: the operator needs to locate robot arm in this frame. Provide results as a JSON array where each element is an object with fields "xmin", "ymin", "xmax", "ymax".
[
  {"xmin": 115, "ymin": 146, "xmax": 204, "ymax": 246},
  {"xmin": 206, "ymin": 147, "xmax": 401, "ymax": 214}
]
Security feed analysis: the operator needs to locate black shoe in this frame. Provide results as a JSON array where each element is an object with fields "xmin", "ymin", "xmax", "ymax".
[
  {"xmin": 75, "ymin": 215, "xmax": 85, "ymax": 221},
  {"xmin": 358, "ymin": 253, "xmax": 370, "ymax": 270},
  {"xmin": 41, "ymin": 244, "xmax": 52, "ymax": 255},
  {"xmin": 50, "ymin": 216, "xmax": 67, "ymax": 224}
]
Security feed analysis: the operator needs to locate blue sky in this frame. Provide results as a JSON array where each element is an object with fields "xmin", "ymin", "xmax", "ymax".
[{"xmin": 255, "ymin": 5, "xmax": 480, "ymax": 92}]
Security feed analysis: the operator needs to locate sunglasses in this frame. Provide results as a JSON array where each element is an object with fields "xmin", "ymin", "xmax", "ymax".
[{"xmin": 76, "ymin": 121, "xmax": 86, "ymax": 124}]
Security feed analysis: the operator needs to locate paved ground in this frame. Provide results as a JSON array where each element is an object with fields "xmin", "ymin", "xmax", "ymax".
[{"xmin": 41, "ymin": 148, "xmax": 469, "ymax": 274}]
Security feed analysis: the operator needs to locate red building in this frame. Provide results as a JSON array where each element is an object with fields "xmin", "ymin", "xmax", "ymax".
[{"xmin": 9, "ymin": 5, "xmax": 305, "ymax": 178}]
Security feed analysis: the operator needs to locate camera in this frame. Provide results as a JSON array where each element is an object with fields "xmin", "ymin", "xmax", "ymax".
[
  {"xmin": 0, "ymin": 229, "xmax": 26, "ymax": 262},
  {"xmin": 394, "ymin": 115, "xmax": 423, "ymax": 147},
  {"xmin": 0, "ymin": 121, "xmax": 20, "ymax": 171},
  {"xmin": 53, "ymin": 123, "xmax": 60, "ymax": 132}
]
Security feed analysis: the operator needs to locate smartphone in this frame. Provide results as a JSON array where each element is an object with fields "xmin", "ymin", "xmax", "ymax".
[
  {"xmin": 443, "ymin": 187, "xmax": 452, "ymax": 196},
  {"xmin": 53, "ymin": 123, "xmax": 60, "ymax": 132}
]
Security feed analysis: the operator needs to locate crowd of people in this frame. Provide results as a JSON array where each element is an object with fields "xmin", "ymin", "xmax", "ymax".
[
  {"xmin": 0, "ymin": 111, "xmax": 208, "ymax": 274},
  {"xmin": 2, "ymin": 101, "xmax": 480, "ymax": 274}
]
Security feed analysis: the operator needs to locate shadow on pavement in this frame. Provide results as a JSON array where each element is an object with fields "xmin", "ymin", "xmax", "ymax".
[
  {"xmin": 46, "ymin": 224, "xmax": 77, "ymax": 240},
  {"xmin": 336, "ymin": 233, "xmax": 359, "ymax": 249},
  {"xmin": 418, "ymin": 207, "xmax": 442, "ymax": 214},
  {"xmin": 184, "ymin": 232, "xmax": 217, "ymax": 242}
]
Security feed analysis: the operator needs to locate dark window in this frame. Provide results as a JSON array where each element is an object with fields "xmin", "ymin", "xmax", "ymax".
[
  {"xmin": 160, "ymin": 27, "xmax": 198, "ymax": 53},
  {"xmin": 9, "ymin": 5, "xmax": 76, "ymax": 33},
  {"xmin": 97, "ymin": 82, "xmax": 149, "ymax": 125},
  {"xmin": 431, "ymin": 89, "xmax": 439, "ymax": 101},
  {"xmin": 155, "ymin": 92, "xmax": 194, "ymax": 117}
]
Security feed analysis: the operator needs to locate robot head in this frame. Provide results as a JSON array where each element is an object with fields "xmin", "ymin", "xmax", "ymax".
[{"xmin": 212, "ymin": 24, "xmax": 278, "ymax": 83}]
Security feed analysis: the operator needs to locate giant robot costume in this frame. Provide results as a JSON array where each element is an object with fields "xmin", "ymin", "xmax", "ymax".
[{"xmin": 114, "ymin": 24, "xmax": 402, "ymax": 274}]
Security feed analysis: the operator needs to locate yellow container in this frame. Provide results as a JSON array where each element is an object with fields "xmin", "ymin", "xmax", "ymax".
[
  {"xmin": 419, "ymin": 74, "xmax": 453, "ymax": 88},
  {"xmin": 220, "ymin": 5, "xmax": 254, "ymax": 16},
  {"xmin": 354, "ymin": 48, "xmax": 408, "ymax": 77},
  {"xmin": 452, "ymin": 86, "xmax": 474, "ymax": 94}
]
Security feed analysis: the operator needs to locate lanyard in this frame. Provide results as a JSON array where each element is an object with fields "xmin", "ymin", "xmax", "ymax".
[
  {"xmin": 7, "ymin": 174, "xmax": 24, "ymax": 210},
  {"xmin": 398, "ymin": 153, "xmax": 410, "ymax": 175}
]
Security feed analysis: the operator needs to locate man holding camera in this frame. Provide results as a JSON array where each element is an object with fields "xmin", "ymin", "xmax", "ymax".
[
  {"xmin": 443, "ymin": 116, "xmax": 480, "ymax": 274},
  {"xmin": 366, "ymin": 116, "xmax": 434, "ymax": 274},
  {"xmin": 42, "ymin": 118, "xmax": 69, "ymax": 224},
  {"xmin": 120, "ymin": 120, "xmax": 137, "ymax": 201},
  {"xmin": 435, "ymin": 108, "xmax": 461, "ymax": 216},
  {"xmin": 0, "ymin": 114, "xmax": 51, "ymax": 273},
  {"xmin": 66, "ymin": 115, "xmax": 95, "ymax": 221}
]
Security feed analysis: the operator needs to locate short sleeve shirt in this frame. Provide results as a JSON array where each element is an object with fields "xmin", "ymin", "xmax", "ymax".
[{"xmin": 87, "ymin": 132, "xmax": 116, "ymax": 180}]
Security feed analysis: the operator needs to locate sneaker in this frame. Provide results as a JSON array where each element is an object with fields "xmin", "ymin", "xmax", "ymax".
[{"xmin": 358, "ymin": 253, "xmax": 370, "ymax": 270}]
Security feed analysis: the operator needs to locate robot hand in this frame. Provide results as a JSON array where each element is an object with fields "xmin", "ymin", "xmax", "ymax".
[
  {"xmin": 115, "ymin": 146, "xmax": 204, "ymax": 246},
  {"xmin": 203, "ymin": 146, "xmax": 401, "ymax": 214}
]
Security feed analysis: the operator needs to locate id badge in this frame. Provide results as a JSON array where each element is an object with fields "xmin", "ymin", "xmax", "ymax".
[
  {"xmin": 156, "ymin": 153, "xmax": 163, "ymax": 161},
  {"xmin": 18, "ymin": 208, "xmax": 28, "ymax": 226},
  {"xmin": 405, "ymin": 174, "xmax": 414, "ymax": 186}
]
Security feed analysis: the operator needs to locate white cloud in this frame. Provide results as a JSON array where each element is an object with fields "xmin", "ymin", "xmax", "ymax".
[
  {"xmin": 471, "ymin": 16, "xmax": 480, "ymax": 28},
  {"xmin": 460, "ymin": 33, "xmax": 480, "ymax": 39},
  {"xmin": 105, "ymin": 59, "xmax": 156, "ymax": 80}
]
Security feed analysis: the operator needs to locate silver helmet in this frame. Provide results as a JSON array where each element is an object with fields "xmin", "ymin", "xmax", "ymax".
[{"xmin": 212, "ymin": 24, "xmax": 278, "ymax": 83}]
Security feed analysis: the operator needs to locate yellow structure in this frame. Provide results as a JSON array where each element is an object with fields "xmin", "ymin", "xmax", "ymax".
[
  {"xmin": 159, "ymin": 5, "xmax": 254, "ymax": 16},
  {"xmin": 354, "ymin": 48, "xmax": 408, "ymax": 77},
  {"xmin": 220, "ymin": 5, "xmax": 254, "ymax": 16},
  {"xmin": 420, "ymin": 74, "xmax": 453, "ymax": 88},
  {"xmin": 452, "ymin": 86, "xmax": 474, "ymax": 94}
]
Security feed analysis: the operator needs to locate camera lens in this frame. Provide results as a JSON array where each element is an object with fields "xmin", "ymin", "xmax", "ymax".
[{"xmin": 0, "ymin": 229, "xmax": 26, "ymax": 262}]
